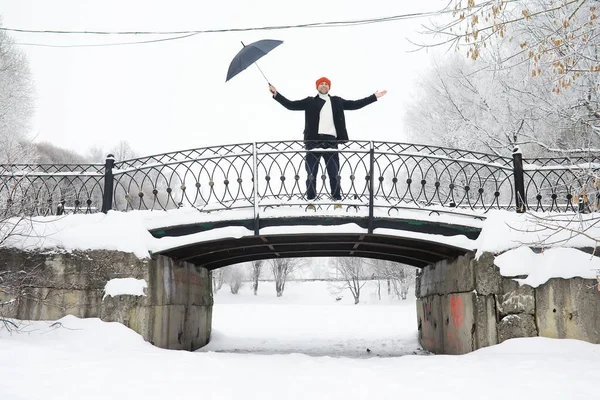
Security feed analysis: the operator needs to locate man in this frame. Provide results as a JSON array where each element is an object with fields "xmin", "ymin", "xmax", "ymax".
[{"xmin": 269, "ymin": 77, "xmax": 387, "ymax": 205}]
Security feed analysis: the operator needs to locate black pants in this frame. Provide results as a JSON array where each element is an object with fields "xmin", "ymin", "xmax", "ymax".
[{"xmin": 305, "ymin": 135, "xmax": 341, "ymax": 200}]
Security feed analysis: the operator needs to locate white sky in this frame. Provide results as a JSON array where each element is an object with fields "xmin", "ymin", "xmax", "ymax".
[{"xmin": 0, "ymin": 0, "xmax": 445, "ymax": 158}]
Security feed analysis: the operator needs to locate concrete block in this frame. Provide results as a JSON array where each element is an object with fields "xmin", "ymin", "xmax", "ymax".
[
  {"xmin": 499, "ymin": 284, "xmax": 535, "ymax": 315},
  {"xmin": 0, "ymin": 249, "xmax": 149, "ymax": 291},
  {"xmin": 16, "ymin": 288, "xmax": 103, "ymax": 320},
  {"xmin": 497, "ymin": 314, "xmax": 537, "ymax": 343},
  {"xmin": 184, "ymin": 305, "xmax": 212, "ymax": 351},
  {"xmin": 475, "ymin": 294, "xmax": 498, "ymax": 349},
  {"xmin": 417, "ymin": 296, "xmax": 444, "ymax": 354},
  {"xmin": 418, "ymin": 254, "xmax": 475, "ymax": 297},
  {"xmin": 474, "ymin": 252, "xmax": 502, "ymax": 295},
  {"xmin": 536, "ymin": 277, "xmax": 600, "ymax": 343},
  {"xmin": 441, "ymin": 292, "xmax": 475, "ymax": 355},
  {"xmin": 108, "ymin": 305, "xmax": 187, "ymax": 350},
  {"xmin": 501, "ymin": 277, "xmax": 520, "ymax": 295}
]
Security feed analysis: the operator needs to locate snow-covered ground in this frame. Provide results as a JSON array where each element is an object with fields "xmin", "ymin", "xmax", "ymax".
[
  {"xmin": 202, "ymin": 280, "xmax": 423, "ymax": 358},
  {"xmin": 2, "ymin": 280, "xmax": 599, "ymax": 399}
]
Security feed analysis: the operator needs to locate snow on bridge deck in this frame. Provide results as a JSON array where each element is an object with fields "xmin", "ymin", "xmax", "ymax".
[{"xmin": 1, "ymin": 206, "xmax": 599, "ymax": 270}]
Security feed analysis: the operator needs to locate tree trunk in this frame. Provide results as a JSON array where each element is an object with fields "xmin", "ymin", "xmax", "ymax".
[
  {"xmin": 275, "ymin": 280, "xmax": 285, "ymax": 297},
  {"xmin": 252, "ymin": 261, "xmax": 262, "ymax": 296}
]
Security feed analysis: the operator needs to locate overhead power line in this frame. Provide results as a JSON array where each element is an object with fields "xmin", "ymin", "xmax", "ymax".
[
  {"xmin": 3, "ymin": 9, "xmax": 450, "ymax": 48},
  {"xmin": 16, "ymin": 32, "xmax": 201, "ymax": 48},
  {"xmin": 3, "ymin": 10, "xmax": 442, "ymax": 35}
]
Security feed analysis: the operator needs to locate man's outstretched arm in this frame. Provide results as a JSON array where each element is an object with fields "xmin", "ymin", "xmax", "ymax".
[
  {"xmin": 269, "ymin": 84, "xmax": 310, "ymax": 111},
  {"xmin": 341, "ymin": 90, "xmax": 387, "ymax": 110}
]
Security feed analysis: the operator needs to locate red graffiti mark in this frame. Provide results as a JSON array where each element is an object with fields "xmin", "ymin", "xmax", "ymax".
[
  {"xmin": 446, "ymin": 294, "xmax": 466, "ymax": 353},
  {"xmin": 450, "ymin": 294, "xmax": 464, "ymax": 328}
]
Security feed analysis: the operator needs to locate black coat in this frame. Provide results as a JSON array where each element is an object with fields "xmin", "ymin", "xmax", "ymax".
[{"xmin": 273, "ymin": 92, "xmax": 377, "ymax": 141}]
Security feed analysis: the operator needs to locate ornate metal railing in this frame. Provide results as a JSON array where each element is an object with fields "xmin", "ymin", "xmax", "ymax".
[
  {"xmin": 1, "ymin": 141, "xmax": 599, "ymax": 227},
  {"xmin": 0, "ymin": 164, "xmax": 105, "ymax": 216}
]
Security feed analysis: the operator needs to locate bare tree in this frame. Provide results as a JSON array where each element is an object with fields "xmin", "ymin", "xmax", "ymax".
[
  {"xmin": 110, "ymin": 140, "xmax": 138, "ymax": 161},
  {"xmin": 370, "ymin": 260, "xmax": 417, "ymax": 300},
  {"xmin": 407, "ymin": 3, "xmax": 600, "ymax": 252},
  {"xmin": 34, "ymin": 142, "xmax": 88, "ymax": 164},
  {"xmin": 0, "ymin": 258, "xmax": 38, "ymax": 330},
  {"xmin": 0, "ymin": 218, "xmax": 62, "ymax": 331},
  {"xmin": 212, "ymin": 268, "xmax": 226, "ymax": 293},
  {"xmin": 422, "ymin": 0, "xmax": 600, "ymax": 87},
  {"xmin": 227, "ymin": 265, "xmax": 245, "ymax": 295},
  {"xmin": 394, "ymin": 266, "xmax": 417, "ymax": 300},
  {"xmin": 405, "ymin": 48, "xmax": 599, "ymax": 158},
  {"xmin": 86, "ymin": 146, "xmax": 106, "ymax": 163},
  {"xmin": 410, "ymin": 13, "xmax": 600, "ymax": 234},
  {"xmin": 369, "ymin": 259, "xmax": 387, "ymax": 300},
  {"xmin": 331, "ymin": 257, "xmax": 368, "ymax": 304},
  {"xmin": 269, "ymin": 258, "xmax": 303, "ymax": 297},
  {"xmin": 0, "ymin": 22, "xmax": 38, "ymax": 215},
  {"xmin": 308, "ymin": 258, "xmax": 330, "ymax": 280},
  {"xmin": 0, "ymin": 25, "xmax": 42, "ymax": 324},
  {"xmin": 0, "ymin": 23, "xmax": 36, "ymax": 165},
  {"xmin": 250, "ymin": 260, "xmax": 262, "ymax": 295}
]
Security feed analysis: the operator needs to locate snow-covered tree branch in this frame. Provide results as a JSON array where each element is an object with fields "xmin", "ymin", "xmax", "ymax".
[
  {"xmin": 270, "ymin": 258, "xmax": 303, "ymax": 297},
  {"xmin": 369, "ymin": 260, "xmax": 416, "ymax": 301},
  {"xmin": 0, "ymin": 22, "xmax": 35, "ymax": 165},
  {"xmin": 330, "ymin": 257, "xmax": 368, "ymax": 304}
]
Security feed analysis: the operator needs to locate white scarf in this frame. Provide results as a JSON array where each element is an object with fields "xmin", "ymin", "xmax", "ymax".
[{"xmin": 317, "ymin": 93, "xmax": 336, "ymax": 136}]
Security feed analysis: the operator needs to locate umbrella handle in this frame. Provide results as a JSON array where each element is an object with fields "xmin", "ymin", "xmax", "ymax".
[{"xmin": 254, "ymin": 63, "xmax": 270, "ymax": 84}]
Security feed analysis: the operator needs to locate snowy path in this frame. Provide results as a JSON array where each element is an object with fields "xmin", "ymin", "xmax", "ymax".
[
  {"xmin": 202, "ymin": 303, "xmax": 425, "ymax": 357},
  {"xmin": 201, "ymin": 280, "xmax": 424, "ymax": 357}
]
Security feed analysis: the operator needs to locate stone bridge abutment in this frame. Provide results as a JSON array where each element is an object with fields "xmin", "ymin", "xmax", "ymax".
[
  {"xmin": 0, "ymin": 249, "xmax": 212, "ymax": 351},
  {"xmin": 2, "ymin": 246, "xmax": 600, "ymax": 354},
  {"xmin": 416, "ymin": 251, "xmax": 600, "ymax": 354}
]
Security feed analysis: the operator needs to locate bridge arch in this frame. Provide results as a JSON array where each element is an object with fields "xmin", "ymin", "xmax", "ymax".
[
  {"xmin": 150, "ymin": 214, "xmax": 478, "ymax": 269},
  {"xmin": 154, "ymin": 232, "xmax": 470, "ymax": 269}
]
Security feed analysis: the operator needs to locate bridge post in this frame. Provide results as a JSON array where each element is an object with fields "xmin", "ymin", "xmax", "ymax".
[
  {"xmin": 368, "ymin": 141, "xmax": 375, "ymax": 233},
  {"xmin": 101, "ymin": 154, "xmax": 115, "ymax": 213},
  {"xmin": 252, "ymin": 142, "xmax": 259, "ymax": 235},
  {"xmin": 512, "ymin": 146, "xmax": 526, "ymax": 213}
]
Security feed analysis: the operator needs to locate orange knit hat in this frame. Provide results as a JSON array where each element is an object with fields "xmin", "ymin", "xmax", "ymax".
[{"xmin": 316, "ymin": 77, "xmax": 331, "ymax": 89}]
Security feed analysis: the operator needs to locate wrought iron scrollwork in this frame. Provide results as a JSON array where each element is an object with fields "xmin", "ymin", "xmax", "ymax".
[
  {"xmin": 0, "ymin": 164, "xmax": 104, "ymax": 216},
  {"xmin": 1, "ymin": 141, "xmax": 598, "ymax": 218}
]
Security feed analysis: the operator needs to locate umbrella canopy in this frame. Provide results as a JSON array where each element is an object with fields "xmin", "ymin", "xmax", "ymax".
[{"xmin": 226, "ymin": 39, "xmax": 283, "ymax": 82}]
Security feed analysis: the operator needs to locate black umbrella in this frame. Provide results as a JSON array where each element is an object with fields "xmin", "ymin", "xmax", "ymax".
[{"xmin": 225, "ymin": 39, "xmax": 283, "ymax": 83}]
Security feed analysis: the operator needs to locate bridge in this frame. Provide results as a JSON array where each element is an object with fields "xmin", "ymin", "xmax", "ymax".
[
  {"xmin": 2, "ymin": 140, "xmax": 599, "ymax": 355},
  {"xmin": 0, "ymin": 140, "xmax": 597, "ymax": 268}
]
